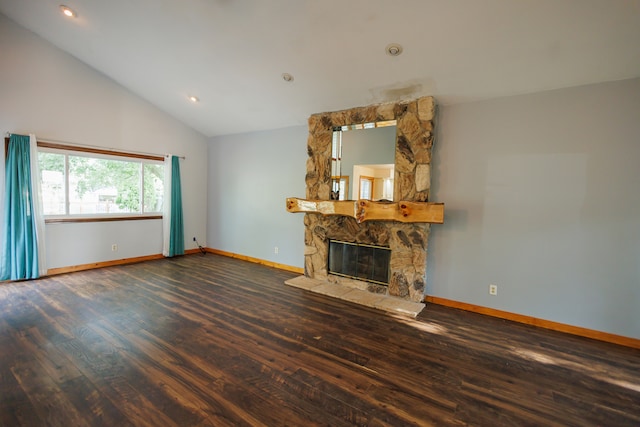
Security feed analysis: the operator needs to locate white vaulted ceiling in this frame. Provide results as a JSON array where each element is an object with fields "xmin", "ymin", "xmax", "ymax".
[{"xmin": 1, "ymin": 0, "xmax": 639, "ymax": 137}]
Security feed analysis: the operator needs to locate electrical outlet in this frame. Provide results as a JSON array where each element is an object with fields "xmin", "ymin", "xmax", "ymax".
[
  {"xmin": 489, "ymin": 284, "xmax": 498, "ymax": 296},
  {"xmin": 111, "ymin": 244, "xmax": 117, "ymax": 252},
  {"xmin": 274, "ymin": 246, "xmax": 279, "ymax": 254}
]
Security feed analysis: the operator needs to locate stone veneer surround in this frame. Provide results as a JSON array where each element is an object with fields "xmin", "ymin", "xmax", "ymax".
[{"xmin": 304, "ymin": 96, "xmax": 436, "ymax": 303}]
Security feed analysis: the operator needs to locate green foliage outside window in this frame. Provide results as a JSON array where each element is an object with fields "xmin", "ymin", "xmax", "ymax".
[{"xmin": 38, "ymin": 150, "xmax": 164, "ymax": 216}]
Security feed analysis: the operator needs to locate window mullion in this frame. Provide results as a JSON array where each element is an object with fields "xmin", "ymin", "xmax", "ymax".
[
  {"xmin": 65, "ymin": 154, "xmax": 70, "ymax": 215},
  {"xmin": 140, "ymin": 162, "xmax": 144, "ymax": 213}
]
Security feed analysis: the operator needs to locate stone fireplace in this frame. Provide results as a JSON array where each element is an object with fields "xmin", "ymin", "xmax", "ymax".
[{"xmin": 298, "ymin": 96, "xmax": 439, "ymax": 305}]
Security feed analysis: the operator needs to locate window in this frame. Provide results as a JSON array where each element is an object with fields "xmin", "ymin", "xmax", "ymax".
[
  {"xmin": 37, "ymin": 143, "xmax": 164, "ymax": 220},
  {"xmin": 359, "ymin": 176, "xmax": 374, "ymax": 200},
  {"xmin": 331, "ymin": 176, "xmax": 349, "ymax": 200}
]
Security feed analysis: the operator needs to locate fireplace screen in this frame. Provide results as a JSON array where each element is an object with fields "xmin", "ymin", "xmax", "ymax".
[{"xmin": 328, "ymin": 240, "xmax": 391, "ymax": 285}]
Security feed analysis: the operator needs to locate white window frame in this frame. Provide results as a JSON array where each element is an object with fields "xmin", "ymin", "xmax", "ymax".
[{"xmin": 37, "ymin": 142, "xmax": 165, "ymax": 223}]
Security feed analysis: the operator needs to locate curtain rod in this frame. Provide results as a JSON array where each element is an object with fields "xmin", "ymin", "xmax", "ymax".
[{"xmin": 5, "ymin": 132, "xmax": 185, "ymax": 160}]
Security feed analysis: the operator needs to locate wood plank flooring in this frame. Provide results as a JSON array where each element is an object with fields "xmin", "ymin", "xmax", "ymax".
[{"xmin": 1, "ymin": 254, "xmax": 639, "ymax": 426}]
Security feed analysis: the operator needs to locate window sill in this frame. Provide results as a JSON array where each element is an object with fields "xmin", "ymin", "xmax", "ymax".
[{"xmin": 45, "ymin": 215, "xmax": 162, "ymax": 224}]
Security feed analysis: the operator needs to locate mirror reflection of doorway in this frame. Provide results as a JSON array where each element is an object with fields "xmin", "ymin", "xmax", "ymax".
[
  {"xmin": 359, "ymin": 176, "xmax": 374, "ymax": 200},
  {"xmin": 353, "ymin": 165, "xmax": 394, "ymax": 201}
]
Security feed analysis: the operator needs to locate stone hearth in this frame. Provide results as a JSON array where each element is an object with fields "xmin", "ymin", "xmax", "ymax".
[
  {"xmin": 285, "ymin": 276, "xmax": 425, "ymax": 318},
  {"xmin": 298, "ymin": 96, "xmax": 438, "ymax": 307}
]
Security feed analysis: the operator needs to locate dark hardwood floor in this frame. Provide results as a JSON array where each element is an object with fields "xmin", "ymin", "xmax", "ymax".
[{"xmin": 0, "ymin": 254, "xmax": 638, "ymax": 426}]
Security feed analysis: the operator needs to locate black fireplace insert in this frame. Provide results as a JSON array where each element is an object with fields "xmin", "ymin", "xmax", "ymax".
[{"xmin": 328, "ymin": 240, "xmax": 391, "ymax": 285}]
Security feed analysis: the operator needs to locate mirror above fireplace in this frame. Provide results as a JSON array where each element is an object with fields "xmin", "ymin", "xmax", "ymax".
[
  {"xmin": 288, "ymin": 95, "xmax": 443, "ymax": 225},
  {"xmin": 331, "ymin": 121, "xmax": 397, "ymax": 201}
]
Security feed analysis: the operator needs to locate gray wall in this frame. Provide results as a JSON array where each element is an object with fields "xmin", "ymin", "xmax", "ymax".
[
  {"xmin": 207, "ymin": 78, "xmax": 640, "ymax": 339},
  {"xmin": 207, "ymin": 127, "xmax": 307, "ymax": 268},
  {"xmin": 429, "ymin": 78, "xmax": 640, "ymax": 339},
  {"xmin": 0, "ymin": 13, "xmax": 209, "ymax": 269}
]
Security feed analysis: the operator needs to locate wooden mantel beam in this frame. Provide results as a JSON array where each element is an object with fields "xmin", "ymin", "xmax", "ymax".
[{"xmin": 286, "ymin": 198, "xmax": 444, "ymax": 224}]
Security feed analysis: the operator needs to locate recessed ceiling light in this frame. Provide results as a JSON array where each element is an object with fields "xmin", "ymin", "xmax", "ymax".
[
  {"xmin": 188, "ymin": 95, "xmax": 199, "ymax": 103},
  {"xmin": 386, "ymin": 43, "xmax": 403, "ymax": 57},
  {"xmin": 282, "ymin": 73, "xmax": 294, "ymax": 82},
  {"xmin": 60, "ymin": 5, "xmax": 77, "ymax": 18}
]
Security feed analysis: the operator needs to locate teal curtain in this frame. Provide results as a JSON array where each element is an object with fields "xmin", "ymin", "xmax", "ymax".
[
  {"xmin": 168, "ymin": 155, "xmax": 184, "ymax": 256},
  {"xmin": 1, "ymin": 134, "xmax": 40, "ymax": 280}
]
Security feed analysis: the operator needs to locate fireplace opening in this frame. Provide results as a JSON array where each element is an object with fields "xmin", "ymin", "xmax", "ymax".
[{"xmin": 328, "ymin": 240, "xmax": 391, "ymax": 285}]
